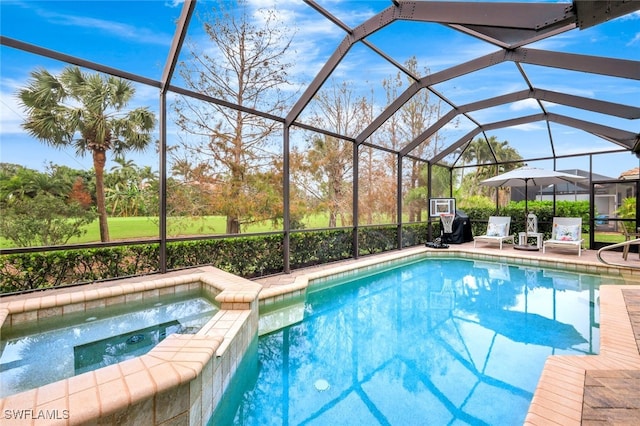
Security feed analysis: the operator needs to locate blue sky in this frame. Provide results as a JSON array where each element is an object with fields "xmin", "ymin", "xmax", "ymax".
[{"xmin": 0, "ymin": 0, "xmax": 638, "ymax": 178}]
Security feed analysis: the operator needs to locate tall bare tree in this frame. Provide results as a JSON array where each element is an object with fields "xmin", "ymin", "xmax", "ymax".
[
  {"xmin": 172, "ymin": 0, "xmax": 295, "ymax": 234},
  {"xmin": 306, "ymin": 81, "xmax": 372, "ymax": 227},
  {"xmin": 357, "ymin": 91, "xmax": 396, "ymax": 225},
  {"xmin": 382, "ymin": 57, "xmax": 447, "ymax": 222}
]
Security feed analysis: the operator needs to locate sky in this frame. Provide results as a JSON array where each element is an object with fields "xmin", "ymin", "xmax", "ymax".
[{"xmin": 0, "ymin": 0, "xmax": 638, "ymax": 178}]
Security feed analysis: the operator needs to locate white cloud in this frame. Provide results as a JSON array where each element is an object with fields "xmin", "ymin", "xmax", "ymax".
[
  {"xmin": 29, "ymin": 3, "xmax": 173, "ymax": 46},
  {"xmin": 165, "ymin": 0, "xmax": 185, "ymax": 7},
  {"xmin": 511, "ymin": 122, "xmax": 545, "ymax": 132},
  {"xmin": 627, "ymin": 32, "xmax": 640, "ymax": 46},
  {"xmin": 0, "ymin": 91, "xmax": 26, "ymax": 134},
  {"xmin": 510, "ymin": 98, "xmax": 541, "ymax": 112}
]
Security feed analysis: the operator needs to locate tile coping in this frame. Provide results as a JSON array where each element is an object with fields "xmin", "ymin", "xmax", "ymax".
[
  {"xmin": 525, "ymin": 285, "xmax": 640, "ymax": 425},
  {"xmin": 258, "ymin": 246, "xmax": 640, "ymax": 305}
]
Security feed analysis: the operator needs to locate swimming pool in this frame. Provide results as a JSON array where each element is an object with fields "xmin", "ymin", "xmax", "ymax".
[{"xmin": 210, "ymin": 257, "xmax": 625, "ymax": 425}]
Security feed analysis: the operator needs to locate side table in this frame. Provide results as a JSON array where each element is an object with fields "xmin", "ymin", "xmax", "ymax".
[{"xmin": 518, "ymin": 232, "xmax": 543, "ymax": 249}]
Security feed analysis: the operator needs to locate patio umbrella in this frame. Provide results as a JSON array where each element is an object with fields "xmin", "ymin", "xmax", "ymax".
[{"xmin": 480, "ymin": 166, "xmax": 586, "ymax": 250}]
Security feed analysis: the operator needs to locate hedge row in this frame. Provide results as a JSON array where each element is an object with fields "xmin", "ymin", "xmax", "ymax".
[
  {"xmin": 0, "ymin": 224, "xmax": 430, "ymax": 294},
  {"xmin": 459, "ymin": 201, "xmax": 591, "ymax": 237},
  {"xmin": 2, "ymin": 202, "xmax": 588, "ymax": 295}
]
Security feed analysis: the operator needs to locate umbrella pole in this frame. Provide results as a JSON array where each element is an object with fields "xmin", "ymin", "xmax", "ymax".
[{"xmin": 514, "ymin": 178, "xmax": 538, "ymax": 251}]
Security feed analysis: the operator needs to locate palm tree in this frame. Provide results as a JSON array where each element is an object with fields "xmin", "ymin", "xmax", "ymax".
[
  {"xmin": 460, "ymin": 136, "xmax": 523, "ymax": 198},
  {"xmin": 105, "ymin": 156, "xmax": 158, "ymax": 217},
  {"xmin": 18, "ymin": 66, "xmax": 156, "ymax": 242}
]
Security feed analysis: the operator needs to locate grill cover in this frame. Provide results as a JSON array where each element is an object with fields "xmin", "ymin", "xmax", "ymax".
[{"xmin": 441, "ymin": 210, "xmax": 473, "ymax": 244}]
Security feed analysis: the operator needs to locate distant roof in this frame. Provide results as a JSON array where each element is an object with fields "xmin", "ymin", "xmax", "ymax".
[
  {"xmin": 537, "ymin": 169, "xmax": 612, "ymax": 194},
  {"xmin": 619, "ymin": 167, "xmax": 640, "ymax": 180}
]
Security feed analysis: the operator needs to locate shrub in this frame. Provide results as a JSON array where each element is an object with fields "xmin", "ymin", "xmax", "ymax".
[{"xmin": 1, "ymin": 225, "xmax": 430, "ymax": 294}]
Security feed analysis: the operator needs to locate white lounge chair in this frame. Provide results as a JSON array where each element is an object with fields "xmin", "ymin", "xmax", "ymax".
[
  {"xmin": 543, "ymin": 217, "xmax": 584, "ymax": 256},
  {"xmin": 473, "ymin": 216, "xmax": 514, "ymax": 249}
]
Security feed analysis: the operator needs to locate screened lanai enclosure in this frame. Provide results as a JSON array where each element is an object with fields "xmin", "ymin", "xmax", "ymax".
[{"xmin": 0, "ymin": 0, "xmax": 639, "ymax": 291}]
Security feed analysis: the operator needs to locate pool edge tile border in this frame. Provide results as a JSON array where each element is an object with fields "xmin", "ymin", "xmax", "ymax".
[
  {"xmin": 524, "ymin": 284, "xmax": 640, "ymax": 425},
  {"xmin": 258, "ymin": 247, "xmax": 636, "ymax": 304}
]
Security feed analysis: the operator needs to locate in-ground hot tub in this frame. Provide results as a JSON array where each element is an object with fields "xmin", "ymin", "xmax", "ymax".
[
  {"xmin": 1, "ymin": 290, "xmax": 219, "ymax": 397},
  {"xmin": 0, "ymin": 266, "xmax": 261, "ymax": 426}
]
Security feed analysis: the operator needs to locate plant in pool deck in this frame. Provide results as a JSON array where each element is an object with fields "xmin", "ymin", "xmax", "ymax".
[{"xmin": 17, "ymin": 66, "xmax": 156, "ymax": 242}]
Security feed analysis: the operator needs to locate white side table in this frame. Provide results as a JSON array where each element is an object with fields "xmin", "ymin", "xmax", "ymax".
[{"xmin": 518, "ymin": 232, "xmax": 543, "ymax": 249}]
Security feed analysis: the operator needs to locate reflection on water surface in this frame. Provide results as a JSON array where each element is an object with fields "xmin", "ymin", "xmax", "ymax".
[{"xmin": 212, "ymin": 258, "xmax": 621, "ymax": 425}]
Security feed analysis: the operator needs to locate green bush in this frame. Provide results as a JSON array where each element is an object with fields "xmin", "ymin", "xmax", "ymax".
[
  {"xmin": 460, "ymin": 200, "xmax": 590, "ymax": 238},
  {"xmin": 1, "ymin": 225, "xmax": 431, "ymax": 294},
  {"xmin": 616, "ymin": 197, "xmax": 636, "ymax": 232},
  {"xmin": 2, "ymin": 204, "xmax": 595, "ymax": 295}
]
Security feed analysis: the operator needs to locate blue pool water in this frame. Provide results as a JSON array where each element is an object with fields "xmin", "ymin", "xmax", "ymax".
[
  {"xmin": 210, "ymin": 257, "xmax": 625, "ymax": 425},
  {"xmin": 0, "ymin": 291, "xmax": 218, "ymax": 398}
]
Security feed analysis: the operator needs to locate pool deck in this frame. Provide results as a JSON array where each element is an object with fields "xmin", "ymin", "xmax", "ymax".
[{"xmin": 254, "ymin": 242, "xmax": 640, "ymax": 425}]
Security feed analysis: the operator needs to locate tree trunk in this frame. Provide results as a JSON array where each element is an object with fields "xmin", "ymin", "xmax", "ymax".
[
  {"xmin": 328, "ymin": 210, "xmax": 337, "ymax": 228},
  {"xmin": 226, "ymin": 115, "xmax": 243, "ymax": 235},
  {"xmin": 409, "ymin": 161, "xmax": 418, "ymax": 222},
  {"xmin": 93, "ymin": 149, "xmax": 110, "ymax": 242},
  {"xmin": 226, "ymin": 216, "xmax": 240, "ymax": 234}
]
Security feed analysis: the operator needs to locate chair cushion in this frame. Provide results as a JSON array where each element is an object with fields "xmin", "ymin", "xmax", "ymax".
[
  {"xmin": 486, "ymin": 222, "xmax": 507, "ymax": 237},
  {"xmin": 554, "ymin": 224, "xmax": 581, "ymax": 241}
]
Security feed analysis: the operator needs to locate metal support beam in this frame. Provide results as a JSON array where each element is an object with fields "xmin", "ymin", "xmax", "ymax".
[
  {"xmin": 574, "ymin": 0, "xmax": 640, "ymax": 29},
  {"xmin": 511, "ymin": 48, "xmax": 640, "ymax": 81},
  {"xmin": 427, "ymin": 164, "xmax": 433, "ymax": 242},
  {"xmin": 401, "ymin": 87, "xmax": 640, "ymax": 157},
  {"xmin": 158, "ymin": 0, "xmax": 196, "ymax": 273},
  {"xmin": 397, "ymin": 154, "xmax": 403, "ymax": 249},
  {"xmin": 160, "ymin": 0, "xmax": 195, "ymax": 92},
  {"xmin": 352, "ymin": 143, "xmax": 359, "ymax": 259},
  {"xmin": 283, "ymin": 126, "xmax": 291, "ymax": 273},
  {"xmin": 431, "ymin": 114, "xmax": 547, "ymax": 164},
  {"xmin": 432, "ymin": 113, "xmax": 639, "ymax": 165},
  {"xmin": 159, "ymin": 93, "xmax": 168, "ymax": 274},
  {"xmin": 1, "ymin": 36, "xmax": 159, "ymax": 88}
]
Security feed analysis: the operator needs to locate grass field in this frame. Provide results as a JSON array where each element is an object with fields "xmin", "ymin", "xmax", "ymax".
[
  {"xmin": 0, "ymin": 216, "xmax": 628, "ymax": 248},
  {"xmin": 0, "ymin": 215, "xmax": 334, "ymax": 247},
  {"xmin": 67, "ymin": 215, "xmax": 322, "ymax": 244}
]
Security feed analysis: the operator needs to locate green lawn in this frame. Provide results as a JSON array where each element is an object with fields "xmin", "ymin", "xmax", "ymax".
[
  {"xmin": 0, "ymin": 214, "xmax": 335, "ymax": 247},
  {"xmin": 594, "ymin": 231, "xmax": 627, "ymax": 244},
  {"xmin": 69, "ymin": 216, "xmax": 282, "ymax": 243},
  {"xmin": 3, "ymin": 216, "xmax": 625, "ymax": 248}
]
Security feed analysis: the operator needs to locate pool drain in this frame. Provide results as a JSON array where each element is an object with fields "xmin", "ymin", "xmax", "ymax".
[
  {"xmin": 126, "ymin": 334, "xmax": 145, "ymax": 344},
  {"xmin": 314, "ymin": 379, "xmax": 330, "ymax": 392}
]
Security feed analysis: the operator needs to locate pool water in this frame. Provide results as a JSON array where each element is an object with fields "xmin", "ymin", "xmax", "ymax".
[
  {"xmin": 211, "ymin": 257, "xmax": 624, "ymax": 425},
  {"xmin": 0, "ymin": 291, "xmax": 218, "ymax": 398}
]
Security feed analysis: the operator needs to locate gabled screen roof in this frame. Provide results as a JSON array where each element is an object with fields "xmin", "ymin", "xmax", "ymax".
[{"xmin": 1, "ymin": 0, "xmax": 638, "ymax": 177}]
